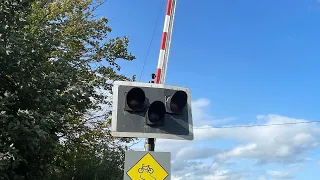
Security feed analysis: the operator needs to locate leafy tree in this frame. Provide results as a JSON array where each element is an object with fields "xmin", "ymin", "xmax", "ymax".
[{"xmin": 0, "ymin": 0, "xmax": 135, "ymax": 179}]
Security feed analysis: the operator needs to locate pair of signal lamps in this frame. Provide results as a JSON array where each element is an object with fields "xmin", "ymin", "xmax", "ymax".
[{"xmin": 126, "ymin": 73, "xmax": 188, "ymax": 124}]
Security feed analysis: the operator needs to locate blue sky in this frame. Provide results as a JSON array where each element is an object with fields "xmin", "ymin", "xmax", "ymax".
[{"xmin": 98, "ymin": 0, "xmax": 320, "ymax": 179}]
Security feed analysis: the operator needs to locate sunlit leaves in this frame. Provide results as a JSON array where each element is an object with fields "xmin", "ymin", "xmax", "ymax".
[{"xmin": 1, "ymin": 0, "xmax": 135, "ymax": 179}]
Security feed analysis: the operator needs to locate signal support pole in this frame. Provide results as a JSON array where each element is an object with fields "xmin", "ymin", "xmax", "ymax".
[{"xmin": 145, "ymin": 0, "xmax": 177, "ymax": 152}]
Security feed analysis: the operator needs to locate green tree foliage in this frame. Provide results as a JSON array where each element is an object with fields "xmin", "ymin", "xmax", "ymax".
[{"xmin": 0, "ymin": 0, "xmax": 135, "ymax": 179}]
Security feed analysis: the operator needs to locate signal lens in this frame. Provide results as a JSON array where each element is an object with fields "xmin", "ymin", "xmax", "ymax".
[
  {"xmin": 126, "ymin": 87, "xmax": 145, "ymax": 111},
  {"xmin": 170, "ymin": 91, "xmax": 187, "ymax": 113},
  {"xmin": 147, "ymin": 101, "xmax": 166, "ymax": 123}
]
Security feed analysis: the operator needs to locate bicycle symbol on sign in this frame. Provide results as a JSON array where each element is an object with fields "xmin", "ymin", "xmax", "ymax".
[{"xmin": 138, "ymin": 164, "xmax": 156, "ymax": 180}]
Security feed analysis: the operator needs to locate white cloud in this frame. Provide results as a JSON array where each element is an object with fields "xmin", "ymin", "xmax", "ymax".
[
  {"xmin": 192, "ymin": 98, "xmax": 210, "ymax": 108},
  {"xmin": 217, "ymin": 143, "xmax": 258, "ymax": 159},
  {"xmin": 192, "ymin": 98, "xmax": 236, "ymax": 126},
  {"xmin": 175, "ymin": 146, "xmax": 218, "ymax": 160},
  {"xmin": 170, "ymin": 161, "xmax": 218, "ymax": 180},
  {"xmin": 203, "ymin": 170, "xmax": 245, "ymax": 180},
  {"xmin": 127, "ymin": 98, "xmax": 320, "ymax": 180},
  {"xmin": 268, "ymin": 170, "xmax": 293, "ymax": 179},
  {"xmin": 170, "ymin": 160, "xmax": 246, "ymax": 180},
  {"xmin": 193, "ymin": 114, "xmax": 320, "ymax": 164},
  {"xmin": 257, "ymin": 176, "xmax": 267, "ymax": 180}
]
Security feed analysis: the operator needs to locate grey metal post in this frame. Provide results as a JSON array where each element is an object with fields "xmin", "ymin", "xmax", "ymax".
[
  {"xmin": 145, "ymin": 138, "xmax": 155, "ymax": 151},
  {"xmin": 145, "ymin": 74, "xmax": 156, "ymax": 151}
]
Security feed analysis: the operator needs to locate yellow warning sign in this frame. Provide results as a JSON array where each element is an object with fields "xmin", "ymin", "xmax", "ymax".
[{"xmin": 127, "ymin": 153, "xmax": 168, "ymax": 180}]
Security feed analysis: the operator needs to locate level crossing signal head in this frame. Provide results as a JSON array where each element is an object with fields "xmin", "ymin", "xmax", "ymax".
[{"xmin": 111, "ymin": 81, "xmax": 194, "ymax": 141}]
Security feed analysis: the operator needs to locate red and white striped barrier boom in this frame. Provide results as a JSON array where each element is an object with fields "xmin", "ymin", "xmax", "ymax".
[{"xmin": 155, "ymin": 0, "xmax": 177, "ymax": 84}]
